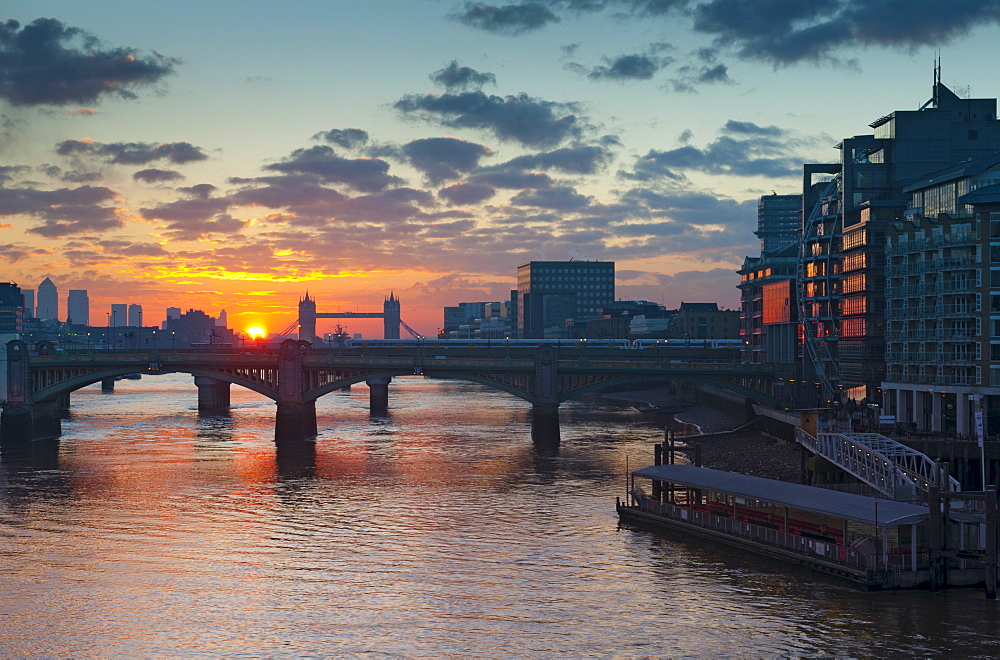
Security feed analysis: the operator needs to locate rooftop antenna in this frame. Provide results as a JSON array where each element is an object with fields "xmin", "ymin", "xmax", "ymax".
[{"xmin": 933, "ymin": 51, "xmax": 941, "ymax": 106}]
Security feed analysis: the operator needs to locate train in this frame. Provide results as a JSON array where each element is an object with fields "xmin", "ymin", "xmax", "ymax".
[{"xmin": 338, "ymin": 338, "xmax": 741, "ymax": 350}]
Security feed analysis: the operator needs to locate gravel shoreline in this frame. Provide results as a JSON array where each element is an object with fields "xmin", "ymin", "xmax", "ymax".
[{"xmin": 599, "ymin": 386, "xmax": 801, "ymax": 482}]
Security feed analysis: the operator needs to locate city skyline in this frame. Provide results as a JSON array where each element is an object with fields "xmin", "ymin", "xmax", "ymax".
[{"xmin": 2, "ymin": 2, "xmax": 1000, "ymax": 335}]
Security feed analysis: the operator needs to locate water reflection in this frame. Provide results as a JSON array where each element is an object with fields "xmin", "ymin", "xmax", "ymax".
[{"xmin": 1, "ymin": 376, "xmax": 998, "ymax": 656}]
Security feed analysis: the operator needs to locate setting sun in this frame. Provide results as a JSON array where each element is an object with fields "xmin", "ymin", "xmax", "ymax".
[{"xmin": 247, "ymin": 326, "xmax": 266, "ymax": 339}]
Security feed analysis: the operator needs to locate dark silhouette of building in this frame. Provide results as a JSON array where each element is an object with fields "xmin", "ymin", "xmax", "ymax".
[{"xmin": 516, "ymin": 260, "xmax": 615, "ymax": 338}]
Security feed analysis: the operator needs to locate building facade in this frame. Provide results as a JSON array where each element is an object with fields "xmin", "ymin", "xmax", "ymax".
[
  {"xmin": 516, "ymin": 260, "xmax": 615, "ymax": 338},
  {"xmin": 882, "ymin": 153, "xmax": 1000, "ymax": 436},
  {"xmin": 0, "ymin": 282, "xmax": 24, "ymax": 334}
]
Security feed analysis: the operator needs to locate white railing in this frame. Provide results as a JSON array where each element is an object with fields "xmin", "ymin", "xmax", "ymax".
[{"xmin": 795, "ymin": 428, "xmax": 961, "ymax": 497}]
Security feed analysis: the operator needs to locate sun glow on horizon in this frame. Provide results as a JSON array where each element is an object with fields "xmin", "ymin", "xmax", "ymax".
[{"xmin": 247, "ymin": 326, "xmax": 266, "ymax": 339}]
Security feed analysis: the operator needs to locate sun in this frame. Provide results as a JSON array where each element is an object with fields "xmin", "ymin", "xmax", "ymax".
[{"xmin": 247, "ymin": 326, "xmax": 266, "ymax": 339}]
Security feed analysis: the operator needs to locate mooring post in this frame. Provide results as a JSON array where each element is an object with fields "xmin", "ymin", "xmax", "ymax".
[{"xmin": 985, "ymin": 485, "xmax": 997, "ymax": 599}]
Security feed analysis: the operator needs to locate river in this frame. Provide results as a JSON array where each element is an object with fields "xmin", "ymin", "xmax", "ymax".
[{"xmin": 1, "ymin": 374, "xmax": 998, "ymax": 657}]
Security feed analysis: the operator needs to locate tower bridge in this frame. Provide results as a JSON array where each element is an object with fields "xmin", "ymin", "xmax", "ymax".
[
  {"xmin": 1, "ymin": 339, "xmax": 775, "ymax": 443},
  {"xmin": 298, "ymin": 292, "xmax": 405, "ymax": 343}
]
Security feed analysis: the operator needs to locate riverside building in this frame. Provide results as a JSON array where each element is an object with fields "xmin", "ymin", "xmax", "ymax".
[
  {"xmin": 883, "ymin": 153, "xmax": 1000, "ymax": 436},
  {"xmin": 799, "ymin": 75, "xmax": 1000, "ymax": 406}
]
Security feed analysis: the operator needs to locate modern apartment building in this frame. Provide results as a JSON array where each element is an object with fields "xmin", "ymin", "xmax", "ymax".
[
  {"xmin": 799, "ymin": 77, "xmax": 1000, "ymax": 404},
  {"xmin": 516, "ymin": 260, "xmax": 615, "ymax": 338},
  {"xmin": 883, "ymin": 153, "xmax": 1000, "ymax": 436}
]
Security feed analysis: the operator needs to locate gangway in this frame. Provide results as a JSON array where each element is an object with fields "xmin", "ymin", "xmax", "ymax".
[{"xmin": 794, "ymin": 427, "xmax": 961, "ymax": 498}]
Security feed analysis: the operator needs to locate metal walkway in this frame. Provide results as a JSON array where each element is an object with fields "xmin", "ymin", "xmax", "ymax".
[{"xmin": 795, "ymin": 427, "xmax": 961, "ymax": 498}]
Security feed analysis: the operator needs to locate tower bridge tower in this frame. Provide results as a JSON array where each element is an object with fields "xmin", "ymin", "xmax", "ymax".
[{"xmin": 383, "ymin": 293, "xmax": 400, "ymax": 340}]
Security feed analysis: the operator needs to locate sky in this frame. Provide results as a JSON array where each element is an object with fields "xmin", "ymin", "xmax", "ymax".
[{"xmin": 3, "ymin": 1, "xmax": 1000, "ymax": 338}]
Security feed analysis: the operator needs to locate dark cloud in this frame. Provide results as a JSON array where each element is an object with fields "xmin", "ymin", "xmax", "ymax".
[
  {"xmin": 177, "ymin": 183, "xmax": 218, "ymax": 199},
  {"xmin": 623, "ymin": 120, "xmax": 804, "ymax": 179},
  {"xmin": 0, "ymin": 165, "xmax": 29, "ymax": 182},
  {"xmin": 438, "ymin": 182, "xmax": 497, "ymax": 204},
  {"xmin": 0, "ymin": 18, "xmax": 176, "ymax": 106},
  {"xmin": 469, "ymin": 170, "xmax": 554, "ymax": 189},
  {"xmin": 0, "ymin": 184, "xmax": 121, "ymax": 236},
  {"xmin": 57, "ymin": 139, "xmax": 208, "ymax": 164},
  {"xmin": 160, "ymin": 213, "xmax": 247, "ymax": 241},
  {"xmin": 669, "ymin": 62, "xmax": 734, "ymax": 92},
  {"xmin": 403, "ymin": 137, "xmax": 493, "ymax": 184},
  {"xmin": 395, "ymin": 91, "xmax": 583, "ymax": 148},
  {"xmin": 455, "ymin": 2, "xmax": 560, "ymax": 34},
  {"xmin": 492, "ymin": 145, "xmax": 610, "ymax": 175},
  {"xmin": 96, "ymin": 239, "xmax": 169, "ymax": 256},
  {"xmin": 139, "ymin": 196, "xmax": 231, "ymax": 223},
  {"xmin": 264, "ymin": 145, "xmax": 403, "ymax": 192},
  {"xmin": 620, "ymin": 187, "xmax": 756, "ymax": 227},
  {"xmin": 693, "ymin": 0, "xmax": 1000, "ymax": 65},
  {"xmin": 133, "ymin": 168, "xmax": 184, "ymax": 183},
  {"xmin": 431, "ymin": 61, "xmax": 497, "ymax": 91},
  {"xmin": 313, "ymin": 128, "xmax": 369, "ymax": 149},
  {"xmin": 588, "ymin": 54, "xmax": 660, "ymax": 80},
  {"xmin": 510, "ymin": 185, "xmax": 592, "ymax": 210}
]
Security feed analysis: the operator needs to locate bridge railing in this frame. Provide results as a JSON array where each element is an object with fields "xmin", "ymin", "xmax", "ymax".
[{"xmin": 795, "ymin": 427, "xmax": 961, "ymax": 498}]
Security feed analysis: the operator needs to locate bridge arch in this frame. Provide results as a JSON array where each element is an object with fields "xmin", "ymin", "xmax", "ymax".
[
  {"xmin": 559, "ymin": 374, "xmax": 775, "ymax": 406},
  {"xmin": 30, "ymin": 367, "xmax": 280, "ymax": 404}
]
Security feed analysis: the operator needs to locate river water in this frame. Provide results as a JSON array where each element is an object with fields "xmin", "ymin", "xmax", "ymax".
[{"xmin": 1, "ymin": 374, "xmax": 998, "ymax": 657}]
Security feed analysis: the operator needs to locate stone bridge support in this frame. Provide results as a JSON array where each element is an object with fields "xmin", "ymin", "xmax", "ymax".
[
  {"xmin": 101, "ymin": 378, "xmax": 115, "ymax": 393},
  {"xmin": 367, "ymin": 377, "xmax": 391, "ymax": 416},
  {"xmin": 1, "ymin": 340, "xmax": 61, "ymax": 442},
  {"xmin": 531, "ymin": 346, "xmax": 560, "ymax": 443},
  {"xmin": 275, "ymin": 340, "xmax": 317, "ymax": 441},
  {"xmin": 194, "ymin": 376, "xmax": 231, "ymax": 412}
]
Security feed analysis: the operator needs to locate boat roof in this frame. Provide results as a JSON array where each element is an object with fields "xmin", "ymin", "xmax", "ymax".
[{"xmin": 632, "ymin": 464, "xmax": 928, "ymax": 528}]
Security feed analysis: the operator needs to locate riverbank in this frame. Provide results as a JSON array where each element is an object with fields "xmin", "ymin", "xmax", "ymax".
[{"xmin": 598, "ymin": 386, "xmax": 801, "ymax": 482}]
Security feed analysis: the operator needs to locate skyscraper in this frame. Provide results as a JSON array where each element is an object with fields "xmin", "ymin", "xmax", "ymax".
[
  {"xmin": 67, "ymin": 290, "xmax": 89, "ymax": 326},
  {"xmin": 110, "ymin": 304, "xmax": 127, "ymax": 327},
  {"xmin": 22, "ymin": 290, "xmax": 34, "ymax": 319},
  {"xmin": 36, "ymin": 277, "xmax": 58, "ymax": 320},
  {"xmin": 127, "ymin": 304, "xmax": 142, "ymax": 327}
]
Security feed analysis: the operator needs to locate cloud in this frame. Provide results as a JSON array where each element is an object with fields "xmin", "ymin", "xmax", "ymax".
[
  {"xmin": 0, "ymin": 18, "xmax": 176, "ymax": 106},
  {"xmin": 403, "ymin": 137, "xmax": 493, "ymax": 184},
  {"xmin": 430, "ymin": 61, "xmax": 497, "ymax": 91},
  {"xmin": 313, "ymin": 128, "xmax": 369, "ymax": 149},
  {"xmin": 692, "ymin": 0, "xmax": 1000, "ymax": 65},
  {"xmin": 490, "ymin": 144, "xmax": 610, "ymax": 175},
  {"xmin": 264, "ymin": 145, "xmax": 403, "ymax": 192},
  {"xmin": 395, "ymin": 90, "xmax": 584, "ymax": 148},
  {"xmin": 133, "ymin": 168, "xmax": 184, "ymax": 183},
  {"xmin": 0, "ymin": 184, "xmax": 122, "ymax": 236},
  {"xmin": 668, "ymin": 62, "xmax": 734, "ymax": 92},
  {"xmin": 57, "ymin": 139, "xmax": 208, "ymax": 164},
  {"xmin": 455, "ymin": 2, "xmax": 560, "ymax": 35},
  {"xmin": 623, "ymin": 120, "xmax": 806, "ymax": 179},
  {"xmin": 438, "ymin": 182, "xmax": 497, "ymax": 204},
  {"xmin": 588, "ymin": 54, "xmax": 660, "ymax": 80},
  {"xmin": 510, "ymin": 185, "xmax": 592, "ymax": 210}
]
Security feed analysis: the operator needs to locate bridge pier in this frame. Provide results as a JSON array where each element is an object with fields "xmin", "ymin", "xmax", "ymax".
[
  {"xmin": 275, "ymin": 401, "xmax": 317, "ymax": 441},
  {"xmin": 101, "ymin": 378, "xmax": 115, "ymax": 393},
  {"xmin": 530, "ymin": 403, "xmax": 561, "ymax": 445},
  {"xmin": 0, "ymin": 401, "xmax": 62, "ymax": 443},
  {"xmin": 194, "ymin": 376, "xmax": 231, "ymax": 412},
  {"xmin": 367, "ymin": 377, "xmax": 391, "ymax": 416}
]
